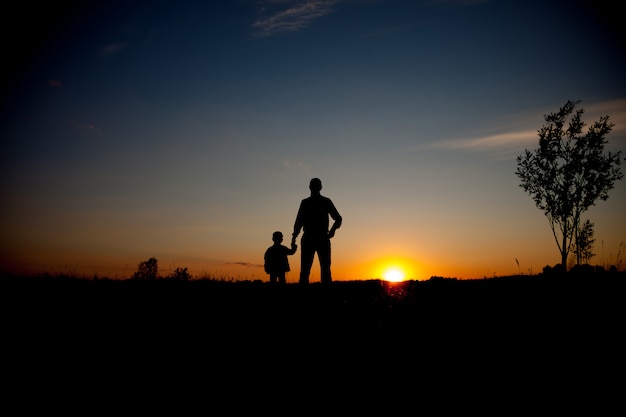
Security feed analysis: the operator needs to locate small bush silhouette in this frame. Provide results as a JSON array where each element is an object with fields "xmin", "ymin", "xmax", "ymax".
[
  {"xmin": 167, "ymin": 267, "xmax": 191, "ymax": 281},
  {"xmin": 133, "ymin": 257, "xmax": 158, "ymax": 280}
]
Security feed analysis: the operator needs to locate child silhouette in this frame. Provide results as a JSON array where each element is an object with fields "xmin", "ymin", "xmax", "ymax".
[{"xmin": 264, "ymin": 231, "xmax": 297, "ymax": 284}]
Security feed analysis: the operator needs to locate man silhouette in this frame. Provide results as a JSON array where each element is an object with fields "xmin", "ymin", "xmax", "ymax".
[{"xmin": 291, "ymin": 178, "xmax": 342, "ymax": 285}]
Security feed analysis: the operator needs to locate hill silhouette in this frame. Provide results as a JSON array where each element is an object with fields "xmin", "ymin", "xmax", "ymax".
[
  {"xmin": 3, "ymin": 271, "xmax": 623, "ymax": 410},
  {"xmin": 4, "ymin": 271, "xmax": 623, "ymax": 345}
]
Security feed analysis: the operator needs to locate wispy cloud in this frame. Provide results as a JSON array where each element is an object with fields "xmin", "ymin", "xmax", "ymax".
[
  {"xmin": 99, "ymin": 41, "xmax": 128, "ymax": 57},
  {"xmin": 422, "ymin": 97, "xmax": 626, "ymax": 153},
  {"xmin": 429, "ymin": 130, "xmax": 537, "ymax": 151},
  {"xmin": 252, "ymin": 0, "xmax": 338, "ymax": 37},
  {"xmin": 585, "ymin": 97, "xmax": 626, "ymax": 137},
  {"xmin": 226, "ymin": 261, "xmax": 263, "ymax": 268},
  {"xmin": 69, "ymin": 120, "xmax": 102, "ymax": 132},
  {"xmin": 282, "ymin": 159, "xmax": 310, "ymax": 170}
]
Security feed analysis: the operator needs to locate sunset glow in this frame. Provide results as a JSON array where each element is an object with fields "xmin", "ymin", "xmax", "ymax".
[
  {"xmin": 1, "ymin": 2, "xmax": 624, "ymax": 282},
  {"xmin": 367, "ymin": 256, "xmax": 420, "ymax": 282},
  {"xmin": 383, "ymin": 267, "xmax": 405, "ymax": 282}
]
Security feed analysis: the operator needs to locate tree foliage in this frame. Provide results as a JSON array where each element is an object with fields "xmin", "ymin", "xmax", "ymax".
[
  {"xmin": 168, "ymin": 267, "xmax": 191, "ymax": 281},
  {"xmin": 515, "ymin": 100, "xmax": 623, "ymax": 269},
  {"xmin": 573, "ymin": 219, "xmax": 595, "ymax": 265},
  {"xmin": 133, "ymin": 257, "xmax": 159, "ymax": 280}
]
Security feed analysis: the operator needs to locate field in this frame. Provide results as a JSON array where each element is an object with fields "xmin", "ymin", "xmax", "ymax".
[{"xmin": 2, "ymin": 271, "xmax": 624, "ymax": 411}]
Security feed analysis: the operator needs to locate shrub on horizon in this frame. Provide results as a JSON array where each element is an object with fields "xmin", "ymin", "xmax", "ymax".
[
  {"xmin": 167, "ymin": 267, "xmax": 191, "ymax": 281},
  {"xmin": 132, "ymin": 257, "xmax": 158, "ymax": 280}
]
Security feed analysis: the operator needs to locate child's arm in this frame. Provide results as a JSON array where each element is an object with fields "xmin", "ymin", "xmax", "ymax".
[{"xmin": 288, "ymin": 243, "xmax": 297, "ymax": 255}]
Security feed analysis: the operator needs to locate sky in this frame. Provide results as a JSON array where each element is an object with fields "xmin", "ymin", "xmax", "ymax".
[{"xmin": 1, "ymin": 0, "xmax": 625, "ymax": 281}]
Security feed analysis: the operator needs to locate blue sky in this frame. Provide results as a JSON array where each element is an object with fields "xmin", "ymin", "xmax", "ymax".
[{"xmin": 2, "ymin": 0, "xmax": 625, "ymax": 280}]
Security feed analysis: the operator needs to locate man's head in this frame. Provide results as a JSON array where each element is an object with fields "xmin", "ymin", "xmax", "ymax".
[{"xmin": 309, "ymin": 177, "xmax": 322, "ymax": 192}]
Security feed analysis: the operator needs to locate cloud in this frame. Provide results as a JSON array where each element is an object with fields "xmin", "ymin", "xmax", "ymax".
[
  {"xmin": 226, "ymin": 261, "xmax": 263, "ymax": 268},
  {"xmin": 428, "ymin": 130, "xmax": 537, "ymax": 152},
  {"xmin": 251, "ymin": 0, "xmax": 338, "ymax": 37},
  {"xmin": 47, "ymin": 79, "xmax": 62, "ymax": 88},
  {"xmin": 69, "ymin": 120, "xmax": 102, "ymax": 132},
  {"xmin": 249, "ymin": 0, "xmax": 491, "ymax": 38},
  {"xmin": 99, "ymin": 42, "xmax": 128, "ymax": 57},
  {"xmin": 423, "ymin": 97, "xmax": 626, "ymax": 153},
  {"xmin": 585, "ymin": 97, "xmax": 626, "ymax": 137},
  {"xmin": 282, "ymin": 159, "xmax": 310, "ymax": 170}
]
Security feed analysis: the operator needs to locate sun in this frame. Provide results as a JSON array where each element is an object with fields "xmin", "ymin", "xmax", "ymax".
[
  {"xmin": 364, "ymin": 256, "xmax": 421, "ymax": 282},
  {"xmin": 383, "ymin": 267, "xmax": 405, "ymax": 282}
]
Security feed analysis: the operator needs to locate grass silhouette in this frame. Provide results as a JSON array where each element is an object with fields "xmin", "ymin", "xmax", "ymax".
[
  {"xmin": 3, "ymin": 268, "xmax": 623, "ymax": 338},
  {"xmin": 3, "ymin": 268, "xmax": 623, "ymax": 412}
]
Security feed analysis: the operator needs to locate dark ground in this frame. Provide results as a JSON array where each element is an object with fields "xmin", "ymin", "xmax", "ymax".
[{"xmin": 2, "ymin": 272, "xmax": 624, "ymax": 412}]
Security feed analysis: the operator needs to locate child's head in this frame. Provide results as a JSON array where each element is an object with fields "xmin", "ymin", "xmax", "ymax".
[{"xmin": 272, "ymin": 231, "xmax": 283, "ymax": 243}]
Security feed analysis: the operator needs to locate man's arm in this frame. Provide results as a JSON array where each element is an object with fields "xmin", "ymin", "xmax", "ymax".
[
  {"xmin": 292, "ymin": 201, "xmax": 304, "ymax": 244},
  {"xmin": 328, "ymin": 200, "xmax": 342, "ymax": 238}
]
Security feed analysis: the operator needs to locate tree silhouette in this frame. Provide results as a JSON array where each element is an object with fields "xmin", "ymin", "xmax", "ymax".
[
  {"xmin": 133, "ymin": 257, "xmax": 159, "ymax": 280},
  {"xmin": 168, "ymin": 267, "xmax": 191, "ymax": 281},
  {"xmin": 573, "ymin": 219, "xmax": 595, "ymax": 266},
  {"xmin": 515, "ymin": 100, "xmax": 623, "ymax": 269}
]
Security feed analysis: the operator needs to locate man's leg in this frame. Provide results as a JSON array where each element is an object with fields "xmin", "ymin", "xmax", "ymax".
[
  {"xmin": 299, "ymin": 237, "xmax": 314, "ymax": 285},
  {"xmin": 318, "ymin": 238, "xmax": 332, "ymax": 285}
]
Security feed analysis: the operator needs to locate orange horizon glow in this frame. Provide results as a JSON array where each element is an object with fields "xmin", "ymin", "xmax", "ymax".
[
  {"xmin": 4, "ymin": 243, "xmax": 625, "ymax": 282},
  {"xmin": 365, "ymin": 256, "xmax": 422, "ymax": 282},
  {"xmin": 1, "ymin": 252, "xmax": 427, "ymax": 282},
  {"xmin": 382, "ymin": 267, "xmax": 405, "ymax": 282}
]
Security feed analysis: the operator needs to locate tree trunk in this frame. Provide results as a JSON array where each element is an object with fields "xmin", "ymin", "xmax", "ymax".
[{"xmin": 561, "ymin": 223, "xmax": 568, "ymax": 269}]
